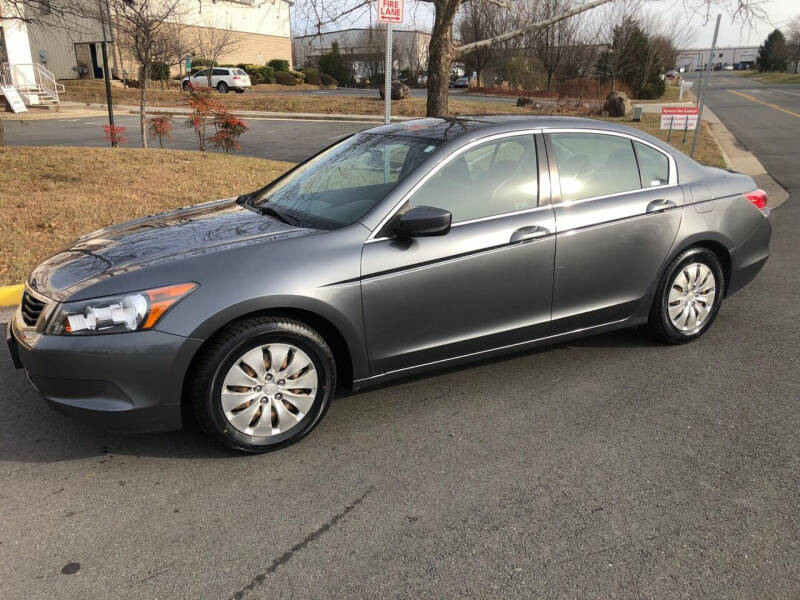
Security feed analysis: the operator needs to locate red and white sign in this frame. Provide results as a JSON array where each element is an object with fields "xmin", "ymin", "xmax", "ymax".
[
  {"xmin": 378, "ymin": 0, "xmax": 404, "ymax": 23},
  {"xmin": 660, "ymin": 106, "xmax": 698, "ymax": 130}
]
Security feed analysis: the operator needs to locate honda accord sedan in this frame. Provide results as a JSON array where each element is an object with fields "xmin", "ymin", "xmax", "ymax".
[{"xmin": 7, "ymin": 116, "xmax": 772, "ymax": 453}]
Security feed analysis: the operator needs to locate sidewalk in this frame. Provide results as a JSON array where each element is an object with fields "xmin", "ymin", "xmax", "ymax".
[{"xmin": 58, "ymin": 101, "xmax": 413, "ymax": 123}]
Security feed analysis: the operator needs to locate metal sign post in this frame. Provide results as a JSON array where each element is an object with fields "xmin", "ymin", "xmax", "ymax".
[
  {"xmin": 378, "ymin": 0, "xmax": 404, "ymax": 125},
  {"xmin": 384, "ymin": 24, "xmax": 393, "ymax": 125},
  {"xmin": 691, "ymin": 14, "xmax": 721, "ymax": 158}
]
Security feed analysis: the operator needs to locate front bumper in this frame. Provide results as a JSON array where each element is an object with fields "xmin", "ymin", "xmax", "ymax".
[{"xmin": 8, "ymin": 310, "xmax": 204, "ymax": 433}]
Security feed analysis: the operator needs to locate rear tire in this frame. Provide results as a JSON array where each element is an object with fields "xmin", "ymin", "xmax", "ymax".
[
  {"xmin": 188, "ymin": 317, "xmax": 336, "ymax": 453},
  {"xmin": 234, "ymin": 88, "xmax": 245, "ymax": 94},
  {"xmin": 648, "ymin": 247, "xmax": 725, "ymax": 344}
]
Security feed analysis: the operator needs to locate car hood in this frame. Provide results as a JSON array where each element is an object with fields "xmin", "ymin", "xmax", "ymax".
[{"xmin": 28, "ymin": 198, "xmax": 314, "ymax": 300}]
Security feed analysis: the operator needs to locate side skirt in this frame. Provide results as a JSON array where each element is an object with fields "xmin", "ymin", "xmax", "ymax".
[{"xmin": 352, "ymin": 316, "xmax": 646, "ymax": 391}]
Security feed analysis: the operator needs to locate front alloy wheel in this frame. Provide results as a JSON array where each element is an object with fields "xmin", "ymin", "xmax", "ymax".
[{"xmin": 189, "ymin": 317, "xmax": 336, "ymax": 453}]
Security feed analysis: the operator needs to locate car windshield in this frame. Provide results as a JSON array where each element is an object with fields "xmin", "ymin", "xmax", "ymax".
[{"xmin": 251, "ymin": 133, "xmax": 440, "ymax": 229}]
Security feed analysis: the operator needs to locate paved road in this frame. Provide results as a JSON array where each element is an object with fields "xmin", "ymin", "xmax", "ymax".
[
  {"xmin": 1, "ymin": 74, "xmax": 799, "ymax": 599},
  {"xmin": 3, "ymin": 115, "xmax": 372, "ymax": 162}
]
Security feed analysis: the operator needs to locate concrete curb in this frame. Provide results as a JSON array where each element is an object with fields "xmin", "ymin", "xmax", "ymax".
[
  {"xmin": 59, "ymin": 102, "xmax": 415, "ymax": 123},
  {"xmin": 0, "ymin": 284, "xmax": 23, "ymax": 308}
]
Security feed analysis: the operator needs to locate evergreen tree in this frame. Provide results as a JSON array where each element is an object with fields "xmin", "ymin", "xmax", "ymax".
[
  {"xmin": 317, "ymin": 42, "xmax": 352, "ymax": 86},
  {"xmin": 757, "ymin": 29, "xmax": 788, "ymax": 72}
]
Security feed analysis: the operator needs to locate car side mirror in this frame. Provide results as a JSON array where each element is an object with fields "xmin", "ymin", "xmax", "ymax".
[{"xmin": 393, "ymin": 206, "xmax": 452, "ymax": 238}]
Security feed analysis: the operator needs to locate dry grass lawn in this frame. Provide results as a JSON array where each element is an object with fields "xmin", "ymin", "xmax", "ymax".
[
  {"xmin": 734, "ymin": 70, "xmax": 800, "ymax": 85},
  {"xmin": 0, "ymin": 147, "xmax": 292, "ymax": 286},
  {"xmin": 0, "ymin": 111, "xmax": 725, "ymax": 285}
]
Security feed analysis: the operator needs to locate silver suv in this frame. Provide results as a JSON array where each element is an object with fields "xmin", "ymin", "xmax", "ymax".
[{"xmin": 182, "ymin": 67, "xmax": 251, "ymax": 93}]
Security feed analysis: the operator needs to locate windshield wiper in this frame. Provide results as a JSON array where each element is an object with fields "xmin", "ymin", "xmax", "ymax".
[{"xmin": 257, "ymin": 205, "xmax": 303, "ymax": 227}]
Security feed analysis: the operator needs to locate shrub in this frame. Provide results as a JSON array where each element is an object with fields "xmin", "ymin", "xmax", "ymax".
[
  {"xmin": 184, "ymin": 90, "xmax": 224, "ymax": 151},
  {"xmin": 636, "ymin": 78, "xmax": 666, "ymax": 100},
  {"xmin": 102, "ymin": 125, "xmax": 127, "ymax": 148},
  {"xmin": 299, "ymin": 68, "xmax": 322, "ymax": 85},
  {"xmin": 235, "ymin": 63, "xmax": 274, "ymax": 84},
  {"xmin": 268, "ymin": 59, "xmax": 290, "ymax": 72},
  {"xmin": 273, "ymin": 71, "xmax": 297, "ymax": 85},
  {"xmin": 149, "ymin": 62, "xmax": 170, "ymax": 82},
  {"xmin": 289, "ymin": 70, "xmax": 305, "ymax": 82},
  {"xmin": 209, "ymin": 110, "xmax": 249, "ymax": 154},
  {"xmin": 146, "ymin": 116, "xmax": 174, "ymax": 149},
  {"xmin": 317, "ymin": 41, "xmax": 350, "ymax": 86},
  {"xmin": 191, "ymin": 58, "xmax": 217, "ymax": 68},
  {"xmin": 319, "ymin": 73, "xmax": 338, "ymax": 87}
]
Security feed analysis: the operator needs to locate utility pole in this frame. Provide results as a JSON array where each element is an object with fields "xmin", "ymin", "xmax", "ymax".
[
  {"xmin": 98, "ymin": 0, "xmax": 116, "ymax": 146},
  {"xmin": 691, "ymin": 14, "xmax": 720, "ymax": 159}
]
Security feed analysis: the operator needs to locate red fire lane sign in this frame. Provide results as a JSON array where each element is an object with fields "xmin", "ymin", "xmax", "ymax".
[
  {"xmin": 660, "ymin": 106, "xmax": 698, "ymax": 130},
  {"xmin": 378, "ymin": 0, "xmax": 404, "ymax": 23}
]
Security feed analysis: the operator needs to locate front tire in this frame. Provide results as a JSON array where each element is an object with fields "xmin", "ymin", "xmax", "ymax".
[
  {"xmin": 648, "ymin": 247, "xmax": 725, "ymax": 344},
  {"xmin": 217, "ymin": 82, "xmax": 229, "ymax": 93},
  {"xmin": 189, "ymin": 317, "xmax": 336, "ymax": 453}
]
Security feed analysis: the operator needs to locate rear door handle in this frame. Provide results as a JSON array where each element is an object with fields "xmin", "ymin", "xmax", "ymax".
[
  {"xmin": 510, "ymin": 225, "xmax": 550, "ymax": 243},
  {"xmin": 646, "ymin": 199, "xmax": 677, "ymax": 214}
]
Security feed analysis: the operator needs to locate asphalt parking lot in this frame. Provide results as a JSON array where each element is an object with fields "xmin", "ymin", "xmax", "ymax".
[{"xmin": 1, "ymin": 74, "xmax": 798, "ymax": 599}]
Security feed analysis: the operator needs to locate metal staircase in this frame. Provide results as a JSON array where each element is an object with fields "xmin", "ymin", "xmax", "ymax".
[{"xmin": 1, "ymin": 62, "xmax": 64, "ymax": 107}]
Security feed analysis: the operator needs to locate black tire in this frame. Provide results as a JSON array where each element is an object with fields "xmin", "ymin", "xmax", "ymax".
[
  {"xmin": 648, "ymin": 247, "xmax": 725, "ymax": 344},
  {"xmin": 188, "ymin": 317, "xmax": 336, "ymax": 453},
  {"xmin": 234, "ymin": 88, "xmax": 245, "ymax": 94},
  {"xmin": 182, "ymin": 81, "xmax": 190, "ymax": 92},
  {"xmin": 217, "ymin": 82, "xmax": 229, "ymax": 93}
]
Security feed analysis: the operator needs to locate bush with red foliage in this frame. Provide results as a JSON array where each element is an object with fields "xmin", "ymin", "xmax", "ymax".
[
  {"xmin": 184, "ymin": 90, "xmax": 224, "ymax": 151},
  {"xmin": 146, "ymin": 116, "xmax": 174, "ymax": 149},
  {"xmin": 209, "ymin": 110, "xmax": 248, "ymax": 154},
  {"xmin": 102, "ymin": 124, "xmax": 127, "ymax": 147}
]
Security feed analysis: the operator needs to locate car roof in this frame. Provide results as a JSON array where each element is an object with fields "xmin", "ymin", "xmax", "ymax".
[{"xmin": 366, "ymin": 115, "xmax": 648, "ymax": 141}]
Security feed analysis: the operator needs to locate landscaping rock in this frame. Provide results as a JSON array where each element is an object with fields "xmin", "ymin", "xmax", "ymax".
[
  {"xmin": 603, "ymin": 91, "xmax": 632, "ymax": 117},
  {"xmin": 379, "ymin": 80, "xmax": 410, "ymax": 101},
  {"xmin": 516, "ymin": 97, "xmax": 533, "ymax": 107}
]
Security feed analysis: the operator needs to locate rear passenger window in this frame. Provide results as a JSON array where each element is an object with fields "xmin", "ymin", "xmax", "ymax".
[
  {"xmin": 550, "ymin": 133, "xmax": 641, "ymax": 202},
  {"xmin": 212, "ymin": 68, "xmax": 227, "ymax": 76},
  {"xmin": 634, "ymin": 141, "xmax": 669, "ymax": 187}
]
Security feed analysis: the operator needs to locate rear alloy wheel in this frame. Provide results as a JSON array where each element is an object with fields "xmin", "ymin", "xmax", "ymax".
[
  {"xmin": 189, "ymin": 317, "xmax": 336, "ymax": 453},
  {"xmin": 648, "ymin": 248, "xmax": 724, "ymax": 344},
  {"xmin": 217, "ymin": 81, "xmax": 229, "ymax": 93}
]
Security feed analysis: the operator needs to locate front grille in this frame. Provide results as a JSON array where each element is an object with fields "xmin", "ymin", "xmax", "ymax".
[{"xmin": 20, "ymin": 292, "xmax": 46, "ymax": 327}]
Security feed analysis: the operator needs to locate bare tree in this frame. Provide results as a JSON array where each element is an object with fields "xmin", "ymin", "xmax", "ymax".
[
  {"xmin": 188, "ymin": 22, "xmax": 241, "ymax": 89},
  {"xmin": 294, "ymin": 0, "xmax": 766, "ymax": 116},
  {"xmin": 109, "ymin": 0, "xmax": 187, "ymax": 148},
  {"xmin": 526, "ymin": 0, "xmax": 583, "ymax": 90},
  {"xmin": 456, "ymin": 0, "xmax": 500, "ymax": 86}
]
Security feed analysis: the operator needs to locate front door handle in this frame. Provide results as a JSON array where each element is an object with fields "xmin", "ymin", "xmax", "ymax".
[
  {"xmin": 646, "ymin": 199, "xmax": 677, "ymax": 214},
  {"xmin": 510, "ymin": 225, "xmax": 550, "ymax": 243}
]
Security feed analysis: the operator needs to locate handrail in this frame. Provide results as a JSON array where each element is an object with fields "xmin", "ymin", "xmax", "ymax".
[{"xmin": 0, "ymin": 62, "xmax": 61, "ymax": 103}]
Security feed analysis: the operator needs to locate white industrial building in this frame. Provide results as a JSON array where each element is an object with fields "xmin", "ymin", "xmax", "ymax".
[{"xmin": 676, "ymin": 46, "xmax": 758, "ymax": 71}]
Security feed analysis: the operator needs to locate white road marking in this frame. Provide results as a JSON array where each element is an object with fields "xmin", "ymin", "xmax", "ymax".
[{"xmin": 768, "ymin": 88, "xmax": 800, "ymax": 98}]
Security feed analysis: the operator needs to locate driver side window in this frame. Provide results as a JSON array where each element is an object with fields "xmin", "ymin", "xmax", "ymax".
[{"xmin": 406, "ymin": 135, "xmax": 538, "ymax": 224}]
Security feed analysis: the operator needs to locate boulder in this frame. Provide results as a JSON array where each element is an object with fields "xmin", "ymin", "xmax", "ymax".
[
  {"xmin": 379, "ymin": 80, "xmax": 410, "ymax": 101},
  {"xmin": 516, "ymin": 97, "xmax": 533, "ymax": 107},
  {"xmin": 603, "ymin": 91, "xmax": 632, "ymax": 117}
]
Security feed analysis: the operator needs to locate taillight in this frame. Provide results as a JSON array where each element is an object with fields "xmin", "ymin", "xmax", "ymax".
[
  {"xmin": 232, "ymin": 76, "xmax": 240, "ymax": 80},
  {"xmin": 745, "ymin": 189, "xmax": 768, "ymax": 211}
]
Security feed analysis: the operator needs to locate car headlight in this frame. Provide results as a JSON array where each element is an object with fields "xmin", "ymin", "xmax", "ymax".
[{"xmin": 45, "ymin": 283, "xmax": 198, "ymax": 335}]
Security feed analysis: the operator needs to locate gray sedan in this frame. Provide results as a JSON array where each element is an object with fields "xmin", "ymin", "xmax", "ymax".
[{"xmin": 7, "ymin": 116, "xmax": 771, "ymax": 452}]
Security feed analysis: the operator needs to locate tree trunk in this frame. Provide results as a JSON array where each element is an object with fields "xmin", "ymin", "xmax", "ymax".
[
  {"xmin": 546, "ymin": 71, "xmax": 553, "ymax": 90},
  {"xmin": 139, "ymin": 65, "xmax": 148, "ymax": 149},
  {"xmin": 0, "ymin": 119, "xmax": 5, "ymax": 147},
  {"xmin": 426, "ymin": 0, "xmax": 461, "ymax": 117}
]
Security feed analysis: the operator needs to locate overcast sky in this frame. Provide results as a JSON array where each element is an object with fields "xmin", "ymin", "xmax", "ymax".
[
  {"xmin": 294, "ymin": 1, "xmax": 798, "ymax": 49},
  {"xmin": 644, "ymin": 0, "xmax": 798, "ymax": 47}
]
